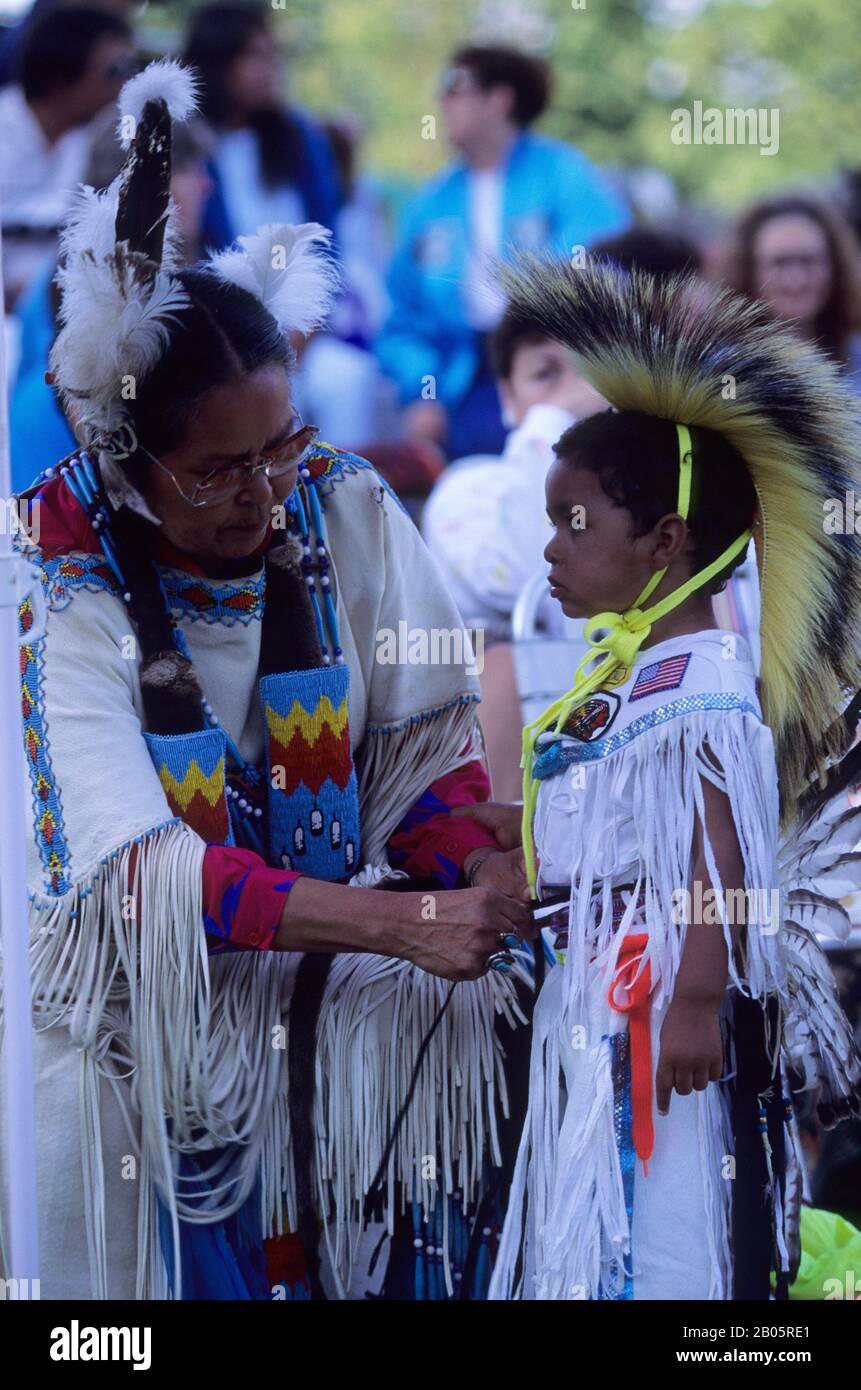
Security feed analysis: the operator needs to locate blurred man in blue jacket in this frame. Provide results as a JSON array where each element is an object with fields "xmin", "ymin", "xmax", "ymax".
[{"xmin": 375, "ymin": 45, "xmax": 629, "ymax": 459}]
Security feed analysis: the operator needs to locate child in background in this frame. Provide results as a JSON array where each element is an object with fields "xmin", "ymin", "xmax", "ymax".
[{"xmin": 422, "ymin": 310, "xmax": 606, "ymax": 644}]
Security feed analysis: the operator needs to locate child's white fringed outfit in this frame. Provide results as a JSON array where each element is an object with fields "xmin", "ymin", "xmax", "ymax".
[
  {"xmin": 491, "ymin": 630, "xmax": 789, "ymax": 1299},
  {"xmin": 488, "ymin": 257, "xmax": 861, "ymax": 1302}
]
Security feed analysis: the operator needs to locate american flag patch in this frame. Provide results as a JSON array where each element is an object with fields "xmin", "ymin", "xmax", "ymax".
[{"xmin": 629, "ymin": 652, "xmax": 691, "ymax": 701}]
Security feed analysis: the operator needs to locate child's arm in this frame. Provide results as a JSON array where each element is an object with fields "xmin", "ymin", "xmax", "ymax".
[{"xmin": 655, "ymin": 771, "xmax": 744, "ymax": 1115}]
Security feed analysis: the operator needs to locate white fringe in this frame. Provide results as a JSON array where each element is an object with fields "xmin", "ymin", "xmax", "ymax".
[
  {"xmin": 23, "ymin": 795, "xmax": 527, "ymax": 1297},
  {"xmin": 490, "ymin": 708, "xmax": 788, "ymax": 1300},
  {"xmin": 356, "ymin": 696, "xmax": 484, "ymax": 863}
]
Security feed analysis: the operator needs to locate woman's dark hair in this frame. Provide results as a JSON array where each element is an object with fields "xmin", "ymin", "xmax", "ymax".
[
  {"xmin": 718, "ymin": 194, "xmax": 861, "ymax": 367},
  {"xmin": 451, "ymin": 44, "xmax": 550, "ymax": 127},
  {"xmin": 124, "ymin": 267, "xmax": 292, "ymax": 477},
  {"xmin": 555, "ymin": 410, "xmax": 757, "ymax": 593},
  {"xmin": 183, "ymin": 2, "xmax": 304, "ymax": 191},
  {"xmin": 21, "ymin": 6, "xmax": 132, "ymax": 101}
]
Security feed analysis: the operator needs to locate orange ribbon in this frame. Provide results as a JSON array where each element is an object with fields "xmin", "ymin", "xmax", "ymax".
[{"xmin": 608, "ymin": 933, "xmax": 654, "ymax": 1171}]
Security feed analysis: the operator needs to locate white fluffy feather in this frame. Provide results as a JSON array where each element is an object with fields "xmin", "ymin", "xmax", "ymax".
[
  {"xmin": 117, "ymin": 59, "xmax": 199, "ymax": 148},
  {"xmin": 55, "ymin": 180, "xmax": 185, "ymax": 286},
  {"xmin": 50, "ymin": 182, "xmax": 188, "ymax": 433},
  {"xmin": 779, "ymin": 793, "xmax": 861, "ymax": 1120},
  {"xmin": 205, "ymin": 223, "xmax": 340, "ymax": 334}
]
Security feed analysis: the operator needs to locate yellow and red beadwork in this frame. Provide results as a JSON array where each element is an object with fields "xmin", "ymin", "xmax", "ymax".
[{"xmin": 19, "ymin": 596, "xmax": 71, "ymax": 894}]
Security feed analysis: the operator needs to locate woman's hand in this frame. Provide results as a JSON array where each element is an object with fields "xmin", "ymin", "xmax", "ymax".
[
  {"xmin": 655, "ymin": 996, "xmax": 723, "ymax": 1116},
  {"xmin": 278, "ymin": 876, "xmax": 534, "ymax": 982},
  {"xmin": 468, "ymin": 846, "xmax": 531, "ymax": 902},
  {"xmin": 451, "ymin": 801, "xmax": 523, "ymax": 851},
  {"xmin": 391, "ymin": 886, "xmax": 536, "ymax": 982}
]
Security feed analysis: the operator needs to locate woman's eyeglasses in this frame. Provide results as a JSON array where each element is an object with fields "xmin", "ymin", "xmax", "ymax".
[{"xmin": 139, "ymin": 415, "xmax": 320, "ymax": 508}]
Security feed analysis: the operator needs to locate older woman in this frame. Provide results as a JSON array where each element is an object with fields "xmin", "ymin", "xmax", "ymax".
[{"xmin": 7, "ymin": 63, "xmax": 532, "ymax": 1301}]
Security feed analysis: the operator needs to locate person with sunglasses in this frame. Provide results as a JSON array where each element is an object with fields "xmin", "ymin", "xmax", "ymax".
[{"xmin": 376, "ymin": 43, "xmax": 630, "ymax": 461}]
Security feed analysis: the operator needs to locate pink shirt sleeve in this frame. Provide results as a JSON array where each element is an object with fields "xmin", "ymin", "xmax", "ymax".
[
  {"xmin": 203, "ymin": 844, "xmax": 300, "ymax": 953},
  {"xmin": 387, "ymin": 758, "xmax": 499, "ymax": 888}
]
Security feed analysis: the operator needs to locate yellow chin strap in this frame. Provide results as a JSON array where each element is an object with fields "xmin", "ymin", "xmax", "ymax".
[{"xmin": 521, "ymin": 423, "xmax": 752, "ymax": 895}]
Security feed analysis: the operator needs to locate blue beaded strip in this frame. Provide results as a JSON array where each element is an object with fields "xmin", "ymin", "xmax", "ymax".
[
  {"xmin": 533, "ymin": 693, "xmax": 758, "ymax": 778},
  {"xmin": 53, "ymin": 453, "xmax": 126, "ymax": 592},
  {"xmin": 19, "ymin": 597, "xmax": 71, "ymax": 895},
  {"xmin": 295, "ymin": 467, "xmax": 344, "ymax": 665},
  {"xmin": 411, "ymin": 1189, "xmax": 478, "ymax": 1300},
  {"xmin": 366, "ymin": 692, "xmax": 480, "ymax": 737},
  {"xmin": 604, "ymin": 1031, "xmax": 635, "ymax": 1300},
  {"xmin": 27, "ymin": 815, "xmax": 182, "ymax": 910}
]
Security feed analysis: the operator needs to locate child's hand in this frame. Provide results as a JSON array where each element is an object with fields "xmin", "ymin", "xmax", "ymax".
[
  {"xmin": 451, "ymin": 801, "xmax": 523, "ymax": 851},
  {"xmin": 655, "ymin": 997, "xmax": 723, "ymax": 1115}
]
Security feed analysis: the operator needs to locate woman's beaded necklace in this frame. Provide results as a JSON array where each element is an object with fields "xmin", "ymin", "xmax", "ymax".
[{"xmin": 295, "ymin": 461, "xmax": 344, "ymax": 666}]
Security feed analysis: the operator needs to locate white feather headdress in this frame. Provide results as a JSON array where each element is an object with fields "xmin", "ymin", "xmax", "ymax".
[
  {"xmin": 51, "ymin": 187, "xmax": 189, "ymax": 436},
  {"xmin": 50, "ymin": 58, "xmax": 198, "ymax": 442},
  {"xmin": 50, "ymin": 61, "xmax": 340, "ymax": 455},
  {"xmin": 205, "ymin": 223, "xmax": 340, "ymax": 335}
]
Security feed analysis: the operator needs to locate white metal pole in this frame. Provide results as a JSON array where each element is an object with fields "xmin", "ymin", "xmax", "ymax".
[{"xmin": 0, "ymin": 220, "xmax": 41, "ymax": 1287}]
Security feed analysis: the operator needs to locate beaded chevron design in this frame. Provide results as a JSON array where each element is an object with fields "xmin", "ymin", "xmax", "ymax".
[
  {"xmin": 264, "ymin": 693, "xmax": 353, "ymax": 793},
  {"xmin": 261, "ymin": 667, "xmax": 360, "ymax": 879},
  {"xmin": 19, "ymin": 596, "xmax": 71, "ymax": 894},
  {"xmin": 144, "ymin": 729, "xmax": 234, "ymax": 845},
  {"xmin": 39, "ymin": 553, "xmax": 120, "ymax": 610}
]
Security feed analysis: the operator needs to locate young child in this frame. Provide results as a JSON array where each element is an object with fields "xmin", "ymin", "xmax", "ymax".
[{"xmin": 480, "ymin": 263, "xmax": 861, "ymax": 1301}]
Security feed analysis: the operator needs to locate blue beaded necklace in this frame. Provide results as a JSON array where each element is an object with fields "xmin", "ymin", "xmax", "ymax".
[{"xmin": 294, "ymin": 460, "xmax": 345, "ymax": 666}]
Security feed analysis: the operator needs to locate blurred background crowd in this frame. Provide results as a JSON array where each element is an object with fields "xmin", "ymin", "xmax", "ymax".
[
  {"xmin": 1, "ymin": 0, "xmax": 860, "ymax": 1286},
  {"xmin": 4, "ymin": 0, "xmax": 861, "ymax": 493}
]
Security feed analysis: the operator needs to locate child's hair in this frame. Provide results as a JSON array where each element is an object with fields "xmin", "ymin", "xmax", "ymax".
[
  {"xmin": 555, "ymin": 410, "xmax": 757, "ymax": 593},
  {"xmin": 489, "ymin": 311, "xmax": 550, "ymax": 381}
]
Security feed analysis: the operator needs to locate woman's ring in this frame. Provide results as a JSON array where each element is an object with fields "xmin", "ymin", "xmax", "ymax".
[{"xmin": 485, "ymin": 949, "xmax": 515, "ymax": 974}]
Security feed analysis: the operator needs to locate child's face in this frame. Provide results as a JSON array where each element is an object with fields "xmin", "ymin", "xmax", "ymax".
[
  {"xmin": 501, "ymin": 339, "xmax": 606, "ymax": 428},
  {"xmin": 544, "ymin": 456, "xmax": 681, "ymax": 620}
]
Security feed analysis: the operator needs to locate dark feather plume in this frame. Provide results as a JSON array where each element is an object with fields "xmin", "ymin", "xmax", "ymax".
[{"xmin": 114, "ymin": 97, "xmax": 172, "ymax": 270}]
